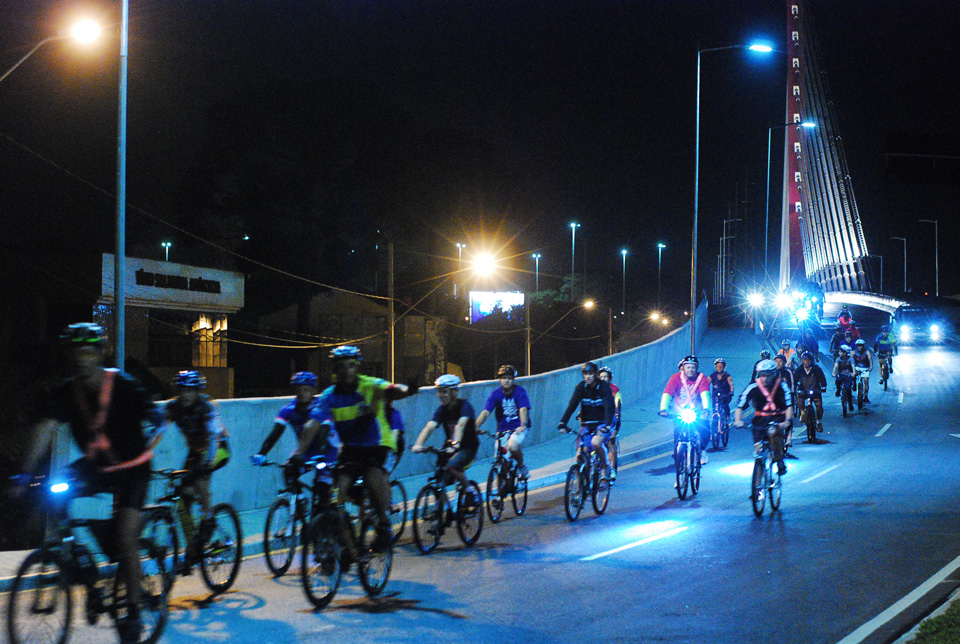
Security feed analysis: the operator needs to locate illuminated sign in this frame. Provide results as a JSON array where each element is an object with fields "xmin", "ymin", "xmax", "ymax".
[{"xmin": 469, "ymin": 291, "xmax": 525, "ymax": 324}]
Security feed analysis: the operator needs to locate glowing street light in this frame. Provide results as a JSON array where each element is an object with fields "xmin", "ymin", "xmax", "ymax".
[
  {"xmin": 0, "ymin": 18, "xmax": 102, "ymax": 85},
  {"xmin": 746, "ymin": 292, "xmax": 764, "ymax": 308},
  {"xmin": 570, "ymin": 222, "xmax": 580, "ymax": 301},
  {"xmin": 532, "ymin": 253, "xmax": 541, "ymax": 293},
  {"xmin": 454, "ymin": 242, "xmax": 466, "ymax": 297},
  {"xmin": 620, "ymin": 248, "xmax": 628, "ymax": 314},
  {"xmin": 473, "ymin": 252, "xmax": 498, "ymax": 278},
  {"xmin": 161, "ymin": 241, "xmax": 172, "ymax": 261},
  {"xmin": 657, "ymin": 243, "xmax": 666, "ymax": 309}
]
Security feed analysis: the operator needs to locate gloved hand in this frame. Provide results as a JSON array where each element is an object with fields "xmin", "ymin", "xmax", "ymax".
[
  {"xmin": 287, "ymin": 453, "xmax": 305, "ymax": 469},
  {"xmin": 250, "ymin": 454, "xmax": 266, "ymax": 466},
  {"xmin": 658, "ymin": 410, "xmax": 669, "ymax": 418},
  {"xmin": 557, "ymin": 422, "xmax": 569, "ymax": 433}
]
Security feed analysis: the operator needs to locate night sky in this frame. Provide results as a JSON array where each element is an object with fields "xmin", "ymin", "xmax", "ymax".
[{"xmin": 1, "ymin": 0, "xmax": 958, "ymax": 313}]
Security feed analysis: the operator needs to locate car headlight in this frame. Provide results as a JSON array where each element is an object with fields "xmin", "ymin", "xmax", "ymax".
[
  {"xmin": 900, "ymin": 325, "xmax": 912, "ymax": 341},
  {"xmin": 930, "ymin": 325, "xmax": 942, "ymax": 341}
]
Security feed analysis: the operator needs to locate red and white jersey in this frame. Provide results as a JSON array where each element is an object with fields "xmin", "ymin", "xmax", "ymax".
[{"xmin": 663, "ymin": 372, "xmax": 710, "ymax": 411}]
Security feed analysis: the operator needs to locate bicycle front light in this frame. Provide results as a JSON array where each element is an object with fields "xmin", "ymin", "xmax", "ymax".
[
  {"xmin": 679, "ymin": 408, "xmax": 698, "ymax": 424},
  {"xmin": 50, "ymin": 482, "xmax": 69, "ymax": 494},
  {"xmin": 930, "ymin": 325, "xmax": 942, "ymax": 341}
]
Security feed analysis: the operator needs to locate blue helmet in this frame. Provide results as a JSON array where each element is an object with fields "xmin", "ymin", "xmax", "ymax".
[
  {"xmin": 175, "ymin": 370, "xmax": 206, "ymax": 388},
  {"xmin": 330, "ymin": 345, "xmax": 362, "ymax": 361},
  {"xmin": 435, "ymin": 374, "xmax": 461, "ymax": 389},
  {"xmin": 60, "ymin": 323, "xmax": 106, "ymax": 345},
  {"xmin": 290, "ymin": 371, "xmax": 318, "ymax": 388}
]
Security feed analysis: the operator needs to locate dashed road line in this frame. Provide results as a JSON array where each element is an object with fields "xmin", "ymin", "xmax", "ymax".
[
  {"xmin": 898, "ymin": 392, "xmax": 904, "ymax": 403},
  {"xmin": 800, "ymin": 462, "xmax": 843, "ymax": 484},
  {"xmin": 580, "ymin": 527, "xmax": 689, "ymax": 561},
  {"xmin": 876, "ymin": 423, "xmax": 891, "ymax": 437}
]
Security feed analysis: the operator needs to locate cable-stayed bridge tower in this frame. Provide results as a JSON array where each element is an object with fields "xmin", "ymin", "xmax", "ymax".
[{"xmin": 780, "ymin": 0, "xmax": 872, "ymax": 293}]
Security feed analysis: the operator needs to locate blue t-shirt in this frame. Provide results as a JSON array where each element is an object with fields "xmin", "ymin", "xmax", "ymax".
[
  {"xmin": 313, "ymin": 375, "xmax": 397, "ymax": 450},
  {"xmin": 431, "ymin": 398, "xmax": 479, "ymax": 452},
  {"xmin": 276, "ymin": 399, "xmax": 341, "ymax": 461},
  {"xmin": 483, "ymin": 386, "xmax": 531, "ymax": 432}
]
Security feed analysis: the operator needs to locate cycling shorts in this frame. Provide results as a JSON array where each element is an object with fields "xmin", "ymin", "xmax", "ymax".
[
  {"xmin": 504, "ymin": 426, "xmax": 527, "ymax": 446},
  {"xmin": 70, "ymin": 458, "xmax": 150, "ymax": 510},
  {"xmin": 339, "ymin": 445, "xmax": 390, "ymax": 472},
  {"xmin": 448, "ymin": 445, "xmax": 478, "ymax": 472}
]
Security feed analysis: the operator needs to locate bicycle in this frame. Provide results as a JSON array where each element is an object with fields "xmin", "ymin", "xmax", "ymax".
[
  {"xmin": 751, "ymin": 422, "xmax": 784, "ymax": 517},
  {"xmin": 672, "ymin": 410, "xmax": 702, "ymax": 501},
  {"xmin": 855, "ymin": 366, "xmax": 870, "ymax": 410},
  {"xmin": 838, "ymin": 372, "xmax": 855, "ymax": 418},
  {"xmin": 560, "ymin": 422, "xmax": 613, "ymax": 521},
  {"xmin": 710, "ymin": 392, "xmax": 731, "ymax": 450},
  {"xmin": 411, "ymin": 447, "xmax": 484, "ymax": 553},
  {"xmin": 482, "ymin": 430, "xmax": 528, "ymax": 523},
  {"xmin": 877, "ymin": 352, "xmax": 893, "ymax": 390},
  {"xmin": 139, "ymin": 469, "xmax": 242, "ymax": 595},
  {"xmin": 796, "ymin": 389, "xmax": 823, "ymax": 443},
  {"xmin": 300, "ymin": 462, "xmax": 393, "ymax": 608},
  {"xmin": 7, "ymin": 473, "xmax": 168, "ymax": 644}
]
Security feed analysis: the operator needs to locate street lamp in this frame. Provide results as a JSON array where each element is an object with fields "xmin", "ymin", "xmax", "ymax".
[
  {"xmin": 657, "ymin": 243, "xmax": 666, "ymax": 310},
  {"xmin": 0, "ymin": 19, "xmax": 101, "ymax": 84},
  {"xmin": 532, "ymin": 253, "xmax": 541, "ymax": 293},
  {"xmin": 161, "ymin": 241, "xmax": 171, "ymax": 261},
  {"xmin": 620, "ymin": 249, "xmax": 628, "ymax": 314},
  {"xmin": 692, "ymin": 42, "xmax": 776, "ymax": 355},
  {"xmin": 722, "ymin": 218, "xmax": 742, "ymax": 300},
  {"xmin": 570, "ymin": 222, "xmax": 580, "ymax": 302},
  {"xmin": 891, "ymin": 237, "xmax": 907, "ymax": 293},
  {"xmin": 764, "ymin": 121, "xmax": 816, "ymax": 280},
  {"xmin": 919, "ymin": 219, "xmax": 939, "ymax": 297},
  {"xmin": 115, "ymin": 0, "xmax": 131, "ymax": 369},
  {"xmin": 454, "ymin": 242, "xmax": 466, "ymax": 296}
]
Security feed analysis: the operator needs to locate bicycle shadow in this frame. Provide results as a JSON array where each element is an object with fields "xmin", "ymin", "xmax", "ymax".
[{"xmin": 165, "ymin": 589, "xmax": 295, "ymax": 642}]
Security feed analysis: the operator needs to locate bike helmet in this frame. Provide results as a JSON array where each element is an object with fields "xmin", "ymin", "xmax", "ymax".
[
  {"xmin": 678, "ymin": 355, "xmax": 699, "ymax": 369},
  {"xmin": 60, "ymin": 323, "xmax": 106, "ymax": 345},
  {"xmin": 801, "ymin": 351, "xmax": 815, "ymax": 361},
  {"xmin": 497, "ymin": 364, "xmax": 517, "ymax": 378},
  {"xmin": 774, "ymin": 353, "xmax": 786, "ymax": 362},
  {"xmin": 839, "ymin": 344, "xmax": 852, "ymax": 354},
  {"xmin": 330, "ymin": 345, "xmax": 362, "ymax": 361},
  {"xmin": 880, "ymin": 325, "xmax": 889, "ymax": 333},
  {"xmin": 435, "ymin": 374, "xmax": 461, "ymax": 389},
  {"xmin": 855, "ymin": 339, "xmax": 866, "ymax": 347},
  {"xmin": 781, "ymin": 339, "xmax": 791, "ymax": 347},
  {"xmin": 290, "ymin": 371, "xmax": 318, "ymax": 388},
  {"xmin": 598, "ymin": 366, "xmax": 613, "ymax": 379},
  {"xmin": 714, "ymin": 358, "xmax": 726, "ymax": 365},
  {"xmin": 581, "ymin": 361, "xmax": 599, "ymax": 374},
  {"xmin": 755, "ymin": 359, "xmax": 777, "ymax": 374},
  {"xmin": 759, "ymin": 349, "xmax": 771, "ymax": 359},
  {"xmin": 175, "ymin": 370, "xmax": 206, "ymax": 388}
]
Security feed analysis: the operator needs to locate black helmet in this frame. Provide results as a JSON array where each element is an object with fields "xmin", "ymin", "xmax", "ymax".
[
  {"xmin": 714, "ymin": 358, "xmax": 726, "ymax": 365},
  {"xmin": 61, "ymin": 323, "xmax": 106, "ymax": 345},
  {"xmin": 801, "ymin": 351, "xmax": 815, "ymax": 361},
  {"xmin": 678, "ymin": 355, "xmax": 699, "ymax": 369},
  {"xmin": 880, "ymin": 325, "xmax": 889, "ymax": 333},
  {"xmin": 497, "ymin": 364, "xmax": 517, "ymax": 378},
  {"xmin": 581, "ymin": 362, "xmax": 599, "ymax": 374},
  {"xmin": 760, "ymin": 349, "xmax": 771, "ymax": 359}
]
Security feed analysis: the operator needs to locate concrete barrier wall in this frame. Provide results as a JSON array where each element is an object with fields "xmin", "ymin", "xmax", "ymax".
[{"xmin": 61, "ymin": 302, "xmax": 707, "ymax": 514}]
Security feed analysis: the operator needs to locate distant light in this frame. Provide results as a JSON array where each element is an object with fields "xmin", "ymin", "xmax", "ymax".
[
  {"xmin": 795, "ymin": 307, "xmax": 809, "ymax": 321},
  {"xmin": 532, "ymin": 253, "xmax": 541, "ymax": 259},
  {"xmin": 473, "ymin": 253, "xmax": 498, "ymax": 277},
  {"xmin": 775, "ymin": 293, "xmax": 793, "ymax": 309},
  {"xmin": 662, "ymin": 318, "xmax": 669, "ymax": 326},
  {"xmin": 801, "ymin": 121, "xmax": 817, "ymax": 129},
  {"xmin": 243, "ymin": 235, "xmax": 250, "ymax": 240},
  {"xmin": 621, "ymin": 248, "xmax": 628, "ymax": 257},
  {"xmin": 930, "ymin": 324, "xmax": 940, "ymax": 333},
  {"xmin": 650, "ymin": 312, "xmax": 660, "ymax": 321},
  {"xmin": 570, "ymin": 222, "xmax": 580, "ymax": 229},
  {"xmin": 657, "ymin": 243, "xmax": 666, "ymax": 249},
  {"xmin": 70, "ymin": 19, "xmax": 101, "ymax": 45},
  {"xmin": 746, "ymin": 292, "xmax": 764, "ymax": 308},
  {"xmin": 748, "ymin": 44, "xmax": 773, "ymax": 53},
  {"xmin": 583, "ymin": 299, "xmax": 596, "ymax": 310}
]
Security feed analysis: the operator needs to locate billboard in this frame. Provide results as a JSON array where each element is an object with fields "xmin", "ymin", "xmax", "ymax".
[{"xmin": 469, "ymin": 291, "xmax": 525, "ymax": 324}]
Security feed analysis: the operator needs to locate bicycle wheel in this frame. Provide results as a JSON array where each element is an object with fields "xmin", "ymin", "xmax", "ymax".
[
  {"xmin": 842, "ymin": 389, "xmax": 849, "ymax": 418},
  {"xmin": 7, "ymin": 549, "xmax": 71, "ymax": 644},
  {"xmin": 805, "ymin": 406, "xmax": 817, "ymax": 443},
  {"xmin": 711, "ymin": 414, "xmax": 720, "ymax": 450},
  {"xmin": 112, "ymin": 538, "xmax": 169, "ymax": 644},
  {"xmin": 720, "ymin": 414, "xmax": 730, "ymax": 448},
  {"xmin": 675, "ymin": 443, "xmax": 689, "ymax": 500},
  {"xmin": 300, "ymin": 515, "xmax": 342, "ymax": 608},
  {"xmin": 412, "ymin": 485, "xmax": 443, "ymax": 554},
  {"xmin": 857, "ymin": 381, "xmax": 864, "ymax": 410},
  {"xmin": 881, "ymin": 362, "xmax": 889, "ymax": 390},
  {"xmin": 389, "ymin": 480, "xmax": 408, "ymax": 543},
  {"xmin": 456, "ymin": 481, "xmax": 484, "ymax": 546},
  {"xmin": 141, "ymin": 506, "xmax": 179, "ymax": 593},
  {"xmin": 591, "ymin": 463, "xmax": 611, "ymax": 515},
  {"xmin": 486, "ymin": 463, "xmax": 505, "ymax": 523},
  {"xmin": 563, "ymin": 463, "xmax": 585, "ymax": 522},
  {"xmin": 264, "ymin": 497, "xmax": 297, "ymax": 576},
  {"xmin": 356, "ymin": 489, "xmax": 392, "ymax": 596},
  {"xmin": 690, "ymin": 443, "xmax": 701, "ymax": 496},
  {"xmin": 199, "ymin": 503, "xmax": 242, "ymax": 594},
  {"xmin": 751, "ymin": 457, "xmax": 766, "ymax": 517},
  {"xmin": 769, "ymin": 460, "xmax": 783, "ymax": 511},
  {"xmin": 511, "ymin": 467, "xmax": 528, "ymax": 516}
]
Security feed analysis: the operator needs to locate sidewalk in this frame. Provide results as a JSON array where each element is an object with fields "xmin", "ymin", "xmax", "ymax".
[{"xmin": 0, "ymin": 412, "xmax": 675, "ymax": 593}]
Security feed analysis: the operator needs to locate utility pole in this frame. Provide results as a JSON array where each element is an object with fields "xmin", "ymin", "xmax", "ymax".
[{"xmin": 388, "ymin": 242, "xmax": 395, "ymax": 381}]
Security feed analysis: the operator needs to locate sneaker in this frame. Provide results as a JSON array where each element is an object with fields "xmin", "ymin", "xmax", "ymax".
[
  {"xmin": 517, "ymin": 464, "xmax": 529, "ymax": 479},
  {"xmin": 834, "ymin": 389, "xmax": 841, "ymax": 397},
  {"xmin": 700, "ymin": 451, "xmax": 709, "ymax": 465},
  {"xmin": 777, "ymin": 462, "xmax": 788, "ymax": 476},
  {"xmin": 602, "ymin": 466, "xmax": 613, "ymax": 481},
  {"xmin": 817, "ymin": 421, "xmax": 823, "ymax": 433},
  {"xmin": 609, "ymin": 468, "xmax": 617, "ymax": 483},
  {"xmin": 117, "ymin": 615, "xmax": 143, "ymax": 644}
]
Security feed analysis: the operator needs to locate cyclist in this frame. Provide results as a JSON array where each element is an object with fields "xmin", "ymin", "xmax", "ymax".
[
  {"xmin": 793, "ymin": 350, "xmax": 827, "ymax": 438},
  {"xmin": 874, "ymin": 325, "xmax": 898, "ymax": 381},
  {"xmin": 251, "ymin": 372, "xmax": 341, "ymax": 506},
  {"xmin": 658, "ymin": 356, "xmax": 711, "ymax": 464},
  {"xmin": 829, "ymin": 325, "xmax": 847, "ymax": 360},
  {"xmin": 557, "ymin": 362, "xmax": 617, "ymax": 479},
  {"xmin": 709, "ymin": 358, "xmax": 734, "ymax": 431},
  {"xmin": 852, "ymin": 339, "xmax": 873, "ymax": 403},
  {"xmin": 158, "ymin": 370, "xmax": 230, "ymax": 564},
  {"xmin": 797, "ymin": 329, "xmax": 820, "ymax": 363},
  {"xmin": 15, "ymin": 324, "xmax": 156, "ymax": 644},
  {"xmin": 314, "ymin": 345, "xmax": 416, "ymax": 551},
  {"xmin": 773, "ymin": 354, "xmax": 796, "ymax": 448},
  {"xmin": 777, "ymin": 340, "xmax": 800, "ymax": 370},
  {"xmin": 837, "ymin": 305, "xmax": 853, "ymax": 331},
  {"xmin": 597, "ymin": 366, "xmax": 621, "ymax": 478},
  {"xmin": 412, "ymin": 374, "xmax": 480, "ymax": 491},
  {"xmin": 846, "ymin": 322, "xmax": 863, "ymax": 344},
  {"xmin": 475, "ymin": 364, "xmax": 531, "ymax": 479},
  {"xmin": 751, "ymin": 349, "xmax": 773, "ymax": 381},
  {"xmin": 832, "ymin": 344, "xmax": 855, "ymax": 398},
  {"xmin": 733, "ymin": 359, "xmax": 794, "ymax": 476}
]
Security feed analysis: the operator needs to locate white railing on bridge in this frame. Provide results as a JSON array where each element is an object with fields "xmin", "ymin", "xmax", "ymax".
[{"xmin": 824, "ymin": 291, "xmax": 906, "ymax": 316}]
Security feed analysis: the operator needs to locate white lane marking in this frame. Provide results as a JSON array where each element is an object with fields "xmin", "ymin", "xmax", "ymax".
[
  {"xmin": 898, "ymin": 392, "xmax": 904, "ymax": 403},
  {"xmin": 800, "ymin": 462, "xmax": 843, "ymax": 484},
  {"xmin": 580, "ymin": 527, "xmax": 688, "ymax": 561},
  {"xmin": 950, "ymin": 434, "xmax": 960, "ymax": 440},
  {"xmin": 875, "ymin": 423, "xmax": 891, "ymax": 437},
  {"xmin": 835, "ymin": 552, "xmax": 960, "ymax": 644}
]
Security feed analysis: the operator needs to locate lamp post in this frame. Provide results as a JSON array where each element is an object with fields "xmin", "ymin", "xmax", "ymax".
[
  {"xmin": 891, "ymin": 237, "xmax": 907, "ymax": 294},
  {"xmin": 620, "ymin": 248, "xmax": 628, "ymax": 314},
  {"xmin": 532, "ymin": 253, "xmax": 541, "ymax": 293},
  {"xmin": 722, "ymin": 218, "xmax": 742, "ymax": 300},
  {"xmin": 919, "ymin": 219, "xmax": 939, "ymax": 297},
  {"xmin": 570, "ymin": 222, "xmax": 580, "ymax": 302},
  {"xmin": 657, "ymin": 243, "xmax": 666, "ymax": 310},
  {"xmin": 114, "ymin": 0, "xmax": 130, "ymax": 369},
  {"xmin": 454, "ymin": 242, "xmax": 466, "ymax": 297},
  {"xmin": 765, "ymin": 121, "xmax": 816, "ymax": 281},
  {"xmin": 692, "ymin": 43, "xmax": 775, "ymax": 355},
  {"xmin": 161, "ymin": 241, "xmax": 171, "ymax": 261},
  {"xmin": 0, "ymin": 20, "xmax": 101, "ymax": 84}
]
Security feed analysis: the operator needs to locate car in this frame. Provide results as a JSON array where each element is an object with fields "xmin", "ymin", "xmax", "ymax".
[{"xmin": 892, "ymin": 305, "xmax": 947, "ymax": 345}]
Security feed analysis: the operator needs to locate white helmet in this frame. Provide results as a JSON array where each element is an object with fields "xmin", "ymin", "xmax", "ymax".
[
  {"xmin": 855, "ymin": 339, "xmax": 866, "ymax": 347},
  {"xmin": 839, "ymin": 344, "xmax": 852, "ymax": 354},
  {"xmin": 434, "ymin": 374, "xmax": 461, "ymax": 389},
  {"xmin": 755, "ymin": 359, "xmax": 777, "ymax": 374}
]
